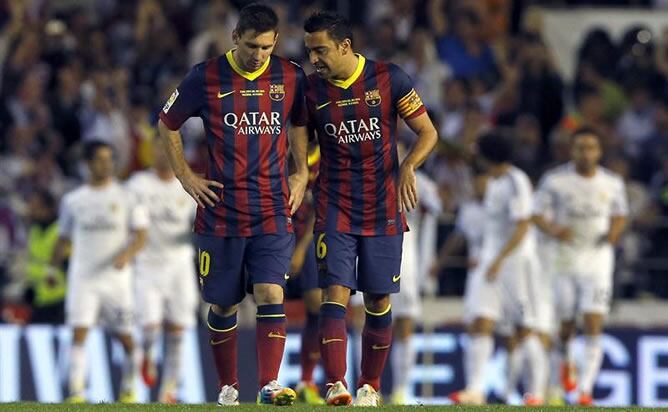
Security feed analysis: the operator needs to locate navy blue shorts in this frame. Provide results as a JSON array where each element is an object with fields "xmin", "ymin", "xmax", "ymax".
[
  {"xmin": 285, "ymin": 242, "xmax": 319, "ymax": 300},
  {"xmin": 315, "ymin": 232, "xmax": 403, "ymax": 294},
  {"xmin": 194, "ymin": 233, "xmax": 295, "ymax": 306}
]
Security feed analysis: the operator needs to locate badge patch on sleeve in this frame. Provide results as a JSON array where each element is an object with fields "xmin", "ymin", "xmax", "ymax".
[{"xmin": 162, "ymin": 89, "xmax": 179, "ymax": 113}]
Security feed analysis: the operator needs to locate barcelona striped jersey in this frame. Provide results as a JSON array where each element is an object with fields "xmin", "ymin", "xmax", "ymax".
[
  {"xmin": 159, "ymin": 50, "xmax": 308, "ymax": 237},
  {"xmin": 305, "ymin": 55, "xmax": 426, "ymax": 236}
]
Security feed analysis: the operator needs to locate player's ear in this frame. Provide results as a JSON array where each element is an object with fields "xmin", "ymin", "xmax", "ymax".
[{"xmin": 340, "ymin": 38, "xmax": 352, "ymax": 55}]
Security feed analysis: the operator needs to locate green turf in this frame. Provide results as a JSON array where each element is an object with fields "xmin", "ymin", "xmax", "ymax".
[{"xmin": 3, "ymin": 404, "xmax": 668, "ymax": 412}]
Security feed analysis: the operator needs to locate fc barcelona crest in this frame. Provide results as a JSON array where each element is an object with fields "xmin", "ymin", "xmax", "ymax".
[
  {"xmin": 269, "ymin": 84, "xmax": 285, "ymax": 101},
  {"xmin": 365, "ymin": 89, "xmax": 381, "ymax": 107}
]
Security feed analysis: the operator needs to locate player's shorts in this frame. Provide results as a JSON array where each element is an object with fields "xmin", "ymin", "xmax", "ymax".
[
  {"xmin": 466, "ymin": 253, "xmax": 538, "ymax": 330},
  {"xmin": 285, "ymin": 242, "xmax": 319, "ymax": 300},
  {"xmin": 194, "ymin": 233, "xmax": 295, "ymax": 307},
  {"xmin": 66, "ymin": 272, "xmax": 133, "ymax": 334},
  {"xmin": 554, "ymin": 272, "xmax": 612, "ymax": 320},
  {"xmin": 134, "ymin": 259, "xmax": 199, "ymax": 328},
  {"xmin": 315, "ymin": 231, "xmax": 403, "ymax": 294},
  {"xmin": 391, "ymin": 227, "xmax": 420, "ymax": 319}
]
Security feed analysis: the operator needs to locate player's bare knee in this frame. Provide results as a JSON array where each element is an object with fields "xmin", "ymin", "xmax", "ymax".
[
  {"xmin": 470, "ymin": 317, "xmax": 494, "ymax": 335},
  {"xmin": 165, "ymin": 322, "xmax": 185, "ymax": 335},
  {"xmin": 117, "ymin": 333, "xmax": 135, "ymax": 352},
  {"xmin": 304, "ymin": 289, "xmax": 323, "ymax": 314},
  {"xmin": 394, "ymin": 317, "xmax": 414, "ymax": 340},
  {"xmin": 560, "ymin": 320, "xmax": 576, "ymax": 341},
  {"xmin": 583, "ymin": 313, "xmax": 604, "ymax": 336},
  {"xmin": 363, "ymin": 293, "xmax": 390, "ymax": 313},
  {"xmin": 323, "ymin": 285, "xmax": 350, "ymax": 305},
  {"xmin": 72, "ymin": 327, "xmax": 89, "ymax": 344},
  {"xmin": 211, "ymin": 303, "xmax": 238, "ymax": 318},
  {"xmin": 253, "ymin": 283, "xmax": 284, "ymax": 305}
]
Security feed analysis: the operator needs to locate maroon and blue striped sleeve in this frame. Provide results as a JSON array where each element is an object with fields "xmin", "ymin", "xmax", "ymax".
[{"xmin": 159, "ymin": 63, "xmax": 206, "ymax": 131}]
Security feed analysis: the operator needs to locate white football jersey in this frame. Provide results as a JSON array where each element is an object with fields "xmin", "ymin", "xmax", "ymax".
[
  {"xmin": 455, "ymin": 199, "xmax": 485, "ymax": 261},
  {"xmin": 58, "ymin": 181, "xmax": 149, "ymax": 280},
  {"xmin": 127, "ymin": 170, "xmax": 196, "ymax": 264},
  {"xmin": 534, "ymin": 163, "xmax": 628, "ymax": 275},
  {"xmin": 481, "ymin": 166, "xmax": 533, "ymax": 260}
]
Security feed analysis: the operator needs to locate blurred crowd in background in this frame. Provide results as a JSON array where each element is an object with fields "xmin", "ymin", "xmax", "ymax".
[{"xmin": 3, "ymin": 0, "xmax": 668, "ymax": 324}]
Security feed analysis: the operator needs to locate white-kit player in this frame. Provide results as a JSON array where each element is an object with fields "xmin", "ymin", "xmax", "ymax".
[
  {"xmin": 449, "ymin": 132, "xmax": 546, "ymax": 406},
  {"xmin": 51, "ymin": 141, "xmax": 149, "ymax": 403},
  {"xmin": 533, "ymin": 128, "xmax": 627, "ymax": 406},
  {"xmin": 127, "ymin": 144, "xmax": 198, "ymax": 403},
  {"xmin": 389, "ymin": 168, "xmax": 442, "ymax": 405}
]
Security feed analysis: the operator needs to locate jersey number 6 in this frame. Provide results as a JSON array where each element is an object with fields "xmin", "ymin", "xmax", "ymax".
[{"xmin": 316, "ymin": 233, "xmax": 327, "ymax": 259}]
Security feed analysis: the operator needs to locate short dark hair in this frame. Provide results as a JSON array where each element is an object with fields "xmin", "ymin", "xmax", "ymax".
[
  {"xmin": 83, "ymin": 140, "xmax": 113, "ymax": 161},
  {"xmin": 31, "ymin": 189, "xmax": 56, "ymax": 211},
  {"xmin": 235, "ymin": 3, "xmax": 278, "ymax": 36},
  {"xmin": 477, "ymin": 131, "xmax": 513, "ymax": 164},
  {"xmin": 571, "ymin": 127, "xmax": 602, "ymax": 143},
  {"xmin": 304, "ymin": 11, "xmax": 353, "ymax": 45}
]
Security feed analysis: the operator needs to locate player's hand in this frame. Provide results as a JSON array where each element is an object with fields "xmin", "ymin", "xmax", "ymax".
[
  {"xmin": 288, "ymin": 171, "xmax": 308, "ymax": 215},
  {"xmin": 113, "ymin": 252, "xmax": 131, "ymax": 270},
  {"xmin": 552, "ymin": 225, "xmax": 573, "ymax": 243},
  {"xmin": 178, "ymin": 169, "xmax": 224, "ymax": 208},
  {"xmin": 289, "ymin": 246, "xmax": 307, "ymax": 275},
  {"xmin": 398, "ymin": 163, "xmax": 418, "ymax": 213},
  {"xmin": 485, "ymin": 258, "xmax": 503, "ymax": 282}
]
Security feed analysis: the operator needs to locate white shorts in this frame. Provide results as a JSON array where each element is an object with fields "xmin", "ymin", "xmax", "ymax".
[
  {"xmin": 554, "ymin": 272, "xmax": 612, "ymax": 320},
  {"xmin": 66, "ymin": 273, "xmax": 133, "ymax": 334},
  {"xmin": 465, "ymin": 254, "xmax": 538, "ymax": 330},
  {"xmin": 391, "ymin": 228, "xmax": 420, "ymax": 319},
  {"xmin": 134, "ymin": 260, "xmax": 199, "ymax": 328}
]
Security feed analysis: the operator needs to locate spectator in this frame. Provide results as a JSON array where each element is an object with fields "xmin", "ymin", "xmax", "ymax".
[{"xmin": 617, "ymin": 83, "xmax": 656, "ymax": 158}]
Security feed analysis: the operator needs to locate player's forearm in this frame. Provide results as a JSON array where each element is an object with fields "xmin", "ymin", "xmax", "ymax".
[
  {"xmin": 606, "ymin": 216, "xmax": 627, "ymax": 245},
  {"xmin": 158, "ymin": 120, "xmax": 192, "ymax": 179},
  {"xmin": 435, "ymin": 232, "xmax": 466, "ymax": 268},
  {"xmin": 402, "ymin": 118, "xmax": 438, "ymax": 170},
  {"xmin": 289, "ymin": 126, "xmax": 309, "ymax": 176},
  {"xmin": 532, "ymin": 214, "xmax": 558, "ymax": 238},
  {"xmin": 121, "ymin": 229, "xmax": 148, "ymax": 259},
  {"xmin": 494, "ymin": 220, "xmax": 530, "ymax": 262},
  {"xmin": 50, "ymin": 237, "xmax": 71, "ymax": 267}
]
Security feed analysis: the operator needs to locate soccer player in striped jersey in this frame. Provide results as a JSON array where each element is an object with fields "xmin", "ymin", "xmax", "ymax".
[
  {"xmin": 157, "ymin": 3, "xmax": 309, "ymax": 406},
  {"xmin": 303, "ymin": 11, "xmax": 438, "ymax": 406}
]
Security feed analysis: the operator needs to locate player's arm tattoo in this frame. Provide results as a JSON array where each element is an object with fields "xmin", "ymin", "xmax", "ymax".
[{"xmin": 157, "ymin": 120, "xmax": 190, "ymax": 179}]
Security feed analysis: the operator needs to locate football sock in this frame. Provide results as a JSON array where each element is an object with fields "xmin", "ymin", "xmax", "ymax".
[
  {"xmin": 207, "ymin": 308, "xmax": 238, "ymax": 388},
  {"xmin": 580, "ymin": 335, "xmax": 603, "ymax": 395},
  {"xmin": 162, "ymin": 333, "xmax": 183, "ymax": 390},
  {"xmin": 359, "ymin": 304, "xmax": 392, "ymax": 391},
  {"xmin": 120, "ymin": 340, "xmax": 138, "ymax": 394},
  {"xmin": 466, "ymin": 334, "xmax": 493, "ymax": 393},
  {"xmin": 319, "ymin": 302, "xmax": 348, "ymax": 387},
  {"xmin": 391, "ymin": 335, "xmax": 416, "ymax": 397},
  {"xmin": 143, "ymin": 327, "xmax": 159, "ymax": 362},
  {"xmin": 504, "ymin": 347, "xmax": 523, "ymax": 400},
  {"xmin": 301, "ymin": 312, "xmax": 320, "ymax": 383},
  {"xmin": 256, "ymin": 304, "xmax": 287, "ymax": 388},
  {"xmin": 69, "ymin": 343, "xmax": 86, "ymax": 397},
  {"xmin": 521, "ymin": 334, "xmax": 547, "ymax": 398}
]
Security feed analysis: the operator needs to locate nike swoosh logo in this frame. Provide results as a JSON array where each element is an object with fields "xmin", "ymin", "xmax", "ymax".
[
  {"xmin": 217, "ymin": 91, "xmax": 235, "ymax": 99},
  {"xmin": 392, "ymin": 274, "xmax": 401, "ymax": 283},
  {"xmin": 284, "ymin": 273, "xmax": 290, "ymax": 280},
  {"xmin": 372, "ymin": 344, "xmax": 390, "ymax": 350},
  {"xmin": 210, "ymin": 337, "xmax": 232, "ymax": 345},
  {"xmin": 316, "ymin": 101, "xmax": 331, "ymax": 110},
  {"xmin": 268, "ymin": 332, "xmax": 286, "ymax": 339},
  {"xmin": 321, "ymin": 338, "xmax": 343, "ymax": 345}
]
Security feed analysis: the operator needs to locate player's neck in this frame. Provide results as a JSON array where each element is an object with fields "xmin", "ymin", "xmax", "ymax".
[
  {"xmin": 88, "ymin": 177, "xmax": 113, "ymax": 188},
  {"xmin": 575, "ymin": 164, "xmax": 597, "ymax": 178},
  {"xmin": 335, "ymin": 53, "xmax": 359, "ymax": 82},
  {"xmin": 155, "ymin": 168, "xmax": 175, "ymax": 181},
  {"xmin": 490, "ymin": 163, "xmax": 511, "ymax": 177}
]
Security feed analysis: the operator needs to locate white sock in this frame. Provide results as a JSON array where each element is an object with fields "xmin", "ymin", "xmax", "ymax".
[
  {"xmin": 504, "ymin": 348, "xmax": 523, "ymax": 400},
  {"xmin": 549, "ymin": 347, "xmax": 561, "ymax": 387},
  {"xmin": 580, "ymin": 335, "xmax": 603, "ymax": 395},
  {"xmin": 521, "ymin": 335, "xmax": 547, "ymax": 399},
  {"xmin": 391, "ymin": 337, "xmax": 416, "ymax": 396},
  {"xmin": 560, "ymin": 338, "xmax": 575, "ymax": 365},
  {"xmin": 465, "ymin": 335, "xmax": 493, "ymax": 393},
  {"xmin": 161, "ymin": 333, "xmax": 184, "ymax": 393},
  {"xmin": 69, "ymin": 343, "xmax": 86, "ymax": 397},
  {"xmin": 121, "ymin": 344, "xmax": 138, "ymax": 393},
  {"xmin": 143, "ymin": 328, "xmax": 160, "ymax": 361}
]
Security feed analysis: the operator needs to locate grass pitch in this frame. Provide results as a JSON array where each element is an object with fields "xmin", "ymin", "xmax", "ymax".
[{"xmin": 3, "ymin": 404, "xmax": 668, "ymax": 411}]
